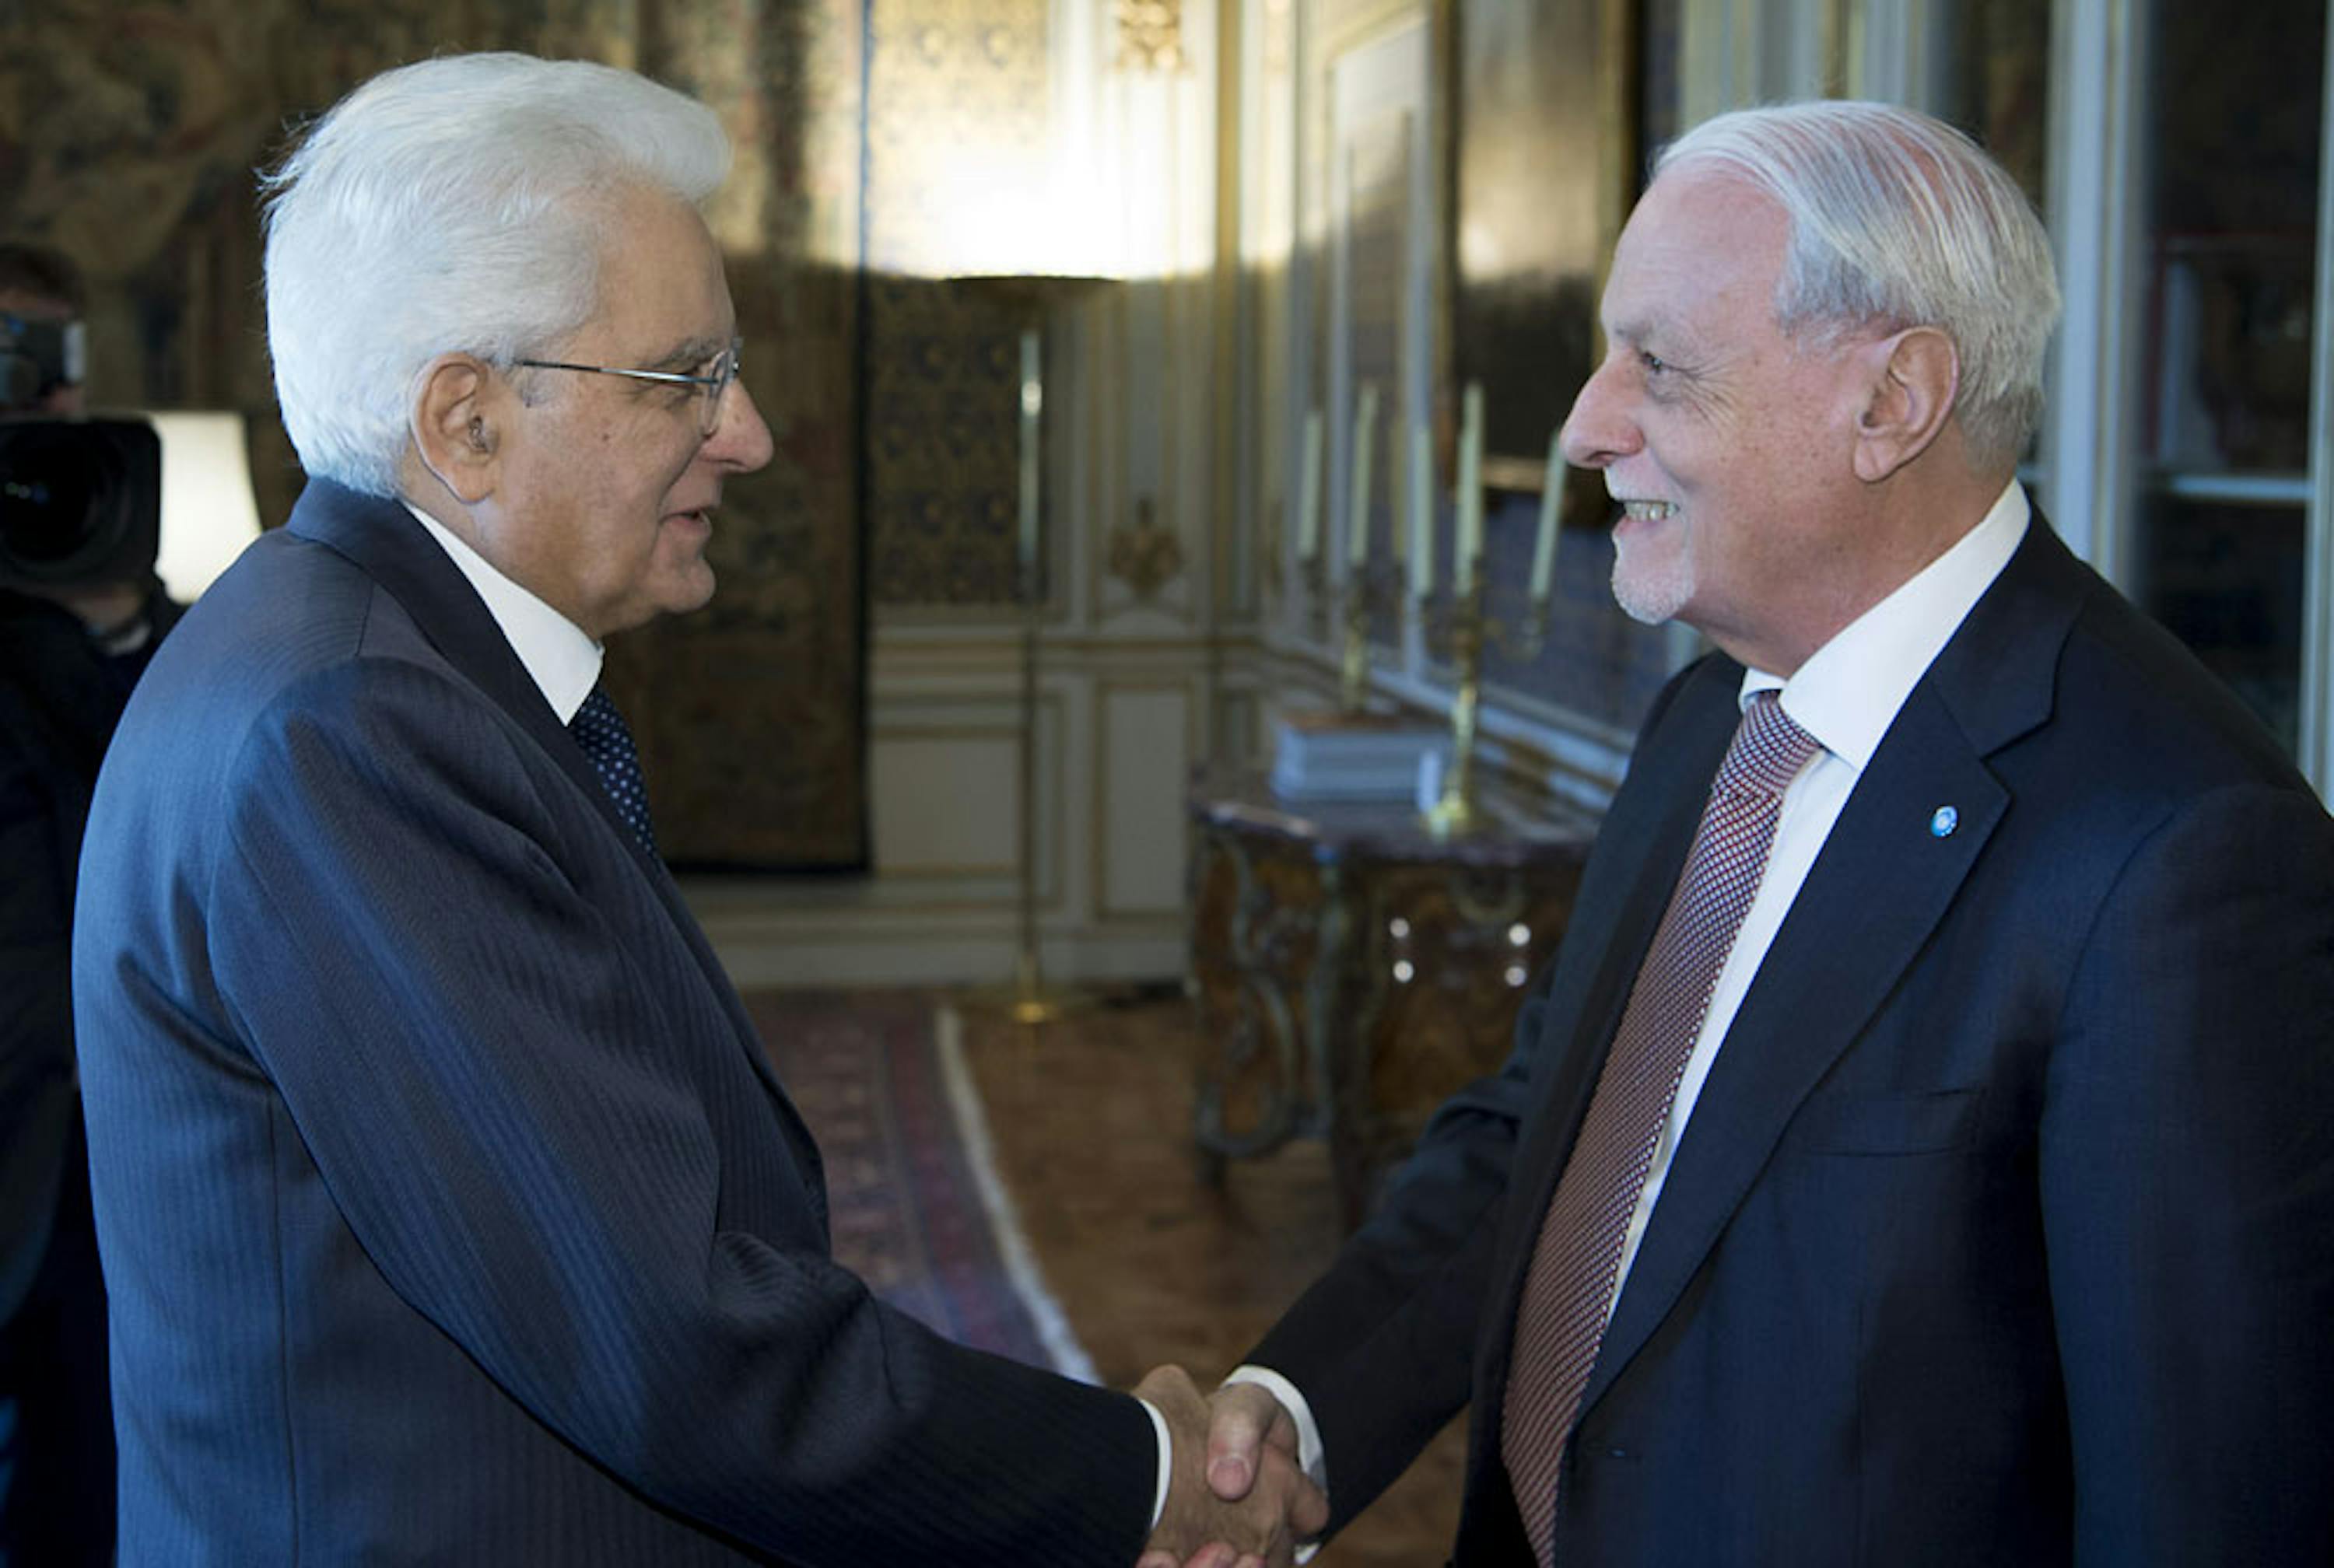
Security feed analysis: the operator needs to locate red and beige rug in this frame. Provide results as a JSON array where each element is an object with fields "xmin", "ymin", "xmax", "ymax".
[{"xmin": 743, "ymin": 989, "xmax": 1093, "ymax": 1380}]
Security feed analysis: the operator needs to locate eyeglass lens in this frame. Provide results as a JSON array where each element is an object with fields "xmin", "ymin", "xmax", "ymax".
[{"xmin": 700, "ymin": 341, "xmax": 741, "ymax": 436}]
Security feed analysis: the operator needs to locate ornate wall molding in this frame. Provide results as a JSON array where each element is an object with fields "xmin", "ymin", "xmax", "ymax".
[{"xmin": 1116, "ymin": 0, "xmax": 1186, "ymax": 72}]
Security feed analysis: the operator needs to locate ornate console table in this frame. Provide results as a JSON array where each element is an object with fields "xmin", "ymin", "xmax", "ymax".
[{"xmin": 1186, "ymin": 766, "xmax": 1596, "ymax": 1227}]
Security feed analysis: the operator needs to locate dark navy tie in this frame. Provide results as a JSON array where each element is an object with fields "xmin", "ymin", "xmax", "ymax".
[{"xmin": 569, "ymin": 684, "xmax": 657, "ymax": 855}]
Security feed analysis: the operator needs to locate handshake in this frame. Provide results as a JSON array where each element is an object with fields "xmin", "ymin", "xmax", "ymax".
[{"xmin": 1133, "ymin": 1367, "xmax": 1328, "ymax": 1568}]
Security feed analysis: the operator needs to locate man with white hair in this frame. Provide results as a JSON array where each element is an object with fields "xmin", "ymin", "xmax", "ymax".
[
  {"xmin": 73, "ymin": 53, "xmax": 1319, "ymax": 1565},
  {"xmin": 1177, "ymin": 100, "xmax": 2334, "ymax": 1566}
]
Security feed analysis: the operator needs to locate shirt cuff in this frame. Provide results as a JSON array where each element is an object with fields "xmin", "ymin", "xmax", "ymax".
[
  {"xmin": 1224, "ymin": 1365, "xmax": 1326, "ymax": 1562},
  {"xmin": 1137, "ymin": 1395, "xmax": 1172, "ymax": 1531}
]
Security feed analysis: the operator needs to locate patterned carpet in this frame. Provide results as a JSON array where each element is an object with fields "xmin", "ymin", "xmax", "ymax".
[{"xmin": 743, "ymin": 989, "xmax": 1092, "ymax": 1378}]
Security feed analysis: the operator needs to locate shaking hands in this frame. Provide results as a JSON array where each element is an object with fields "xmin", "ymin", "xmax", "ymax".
[{"xmin": 1134, "ymin": 1367, "xmax": 1325, "ymax": 1568}]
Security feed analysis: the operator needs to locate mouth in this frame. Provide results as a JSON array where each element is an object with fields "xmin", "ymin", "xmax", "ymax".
[
  {"xmin": 664, "ymin": 505, "xmax": 716, "ymax": 535},
  {"xmin": 1609, "ymin": 498, "xmax": 1678, "ymax": 534}
]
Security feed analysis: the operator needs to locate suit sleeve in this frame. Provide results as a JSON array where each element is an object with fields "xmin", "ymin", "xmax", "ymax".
[
  {"xmin": 1246, "ymin": 992, "xmax": 1547, "ymax": 1534},
  {"xmin": 212, "ymin": 659, "xmax": 1156, "ymax": 1566},
  {"xmin": 1238, "ymin": 661, "xmax": 1710, "ymax": 1535},
  {"xmin": 2042, "ymin": 782, "xmax": 2334, "ymax": 1563}
]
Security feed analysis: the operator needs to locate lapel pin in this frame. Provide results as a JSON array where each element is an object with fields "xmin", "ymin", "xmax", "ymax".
[{"xmin": 1929, "ymin": 805, "xmax": 1960, "ymax": 838}]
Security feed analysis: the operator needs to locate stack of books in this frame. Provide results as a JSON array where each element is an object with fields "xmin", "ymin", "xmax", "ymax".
[{"xmin": 1268, "ymin": 711, "xmax": 1450, "ymax": 803}]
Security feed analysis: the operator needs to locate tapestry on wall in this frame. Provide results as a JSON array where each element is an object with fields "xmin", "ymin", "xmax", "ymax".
[{"xmin": 0, "ymin": 0, "xmax": 870, "ymax": 870}]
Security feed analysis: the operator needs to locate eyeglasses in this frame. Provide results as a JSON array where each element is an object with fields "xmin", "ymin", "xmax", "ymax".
[{"xmin": 511, "ymin": 334, "xmax": 743, "ymax": 437}]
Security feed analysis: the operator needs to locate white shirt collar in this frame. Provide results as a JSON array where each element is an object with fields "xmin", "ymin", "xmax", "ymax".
[
  {"xmin": 1743, "ymin": 478, "xmax": 2029, "ymax": 770},
  {"xmin": 402, "ymin": 502, "xmax": 603, "ymax": 724}
]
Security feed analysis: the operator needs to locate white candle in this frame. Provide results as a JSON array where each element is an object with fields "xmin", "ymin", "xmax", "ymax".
[
  {"xmin": 1018, "ymin": 328, "xmax": 1042, "ymax": 572},
  {"xmin": 1347, "ymin": 382, "xmax": 1379, "ymax": 567},
  {"xmin": 1455, "ymin": 383, "xmax": 1484, "ymax": 572},
  {"xmin": 1409, "ymin": 421, "xmax": 1435, "ymax": 597},
  {"xmin": 1295, "ymin": 408, "xmax": 1324, "ymax": 562},
  {"xmin": 1530, "ymin": 425, "xmax": 1563, "ymax": 602}
]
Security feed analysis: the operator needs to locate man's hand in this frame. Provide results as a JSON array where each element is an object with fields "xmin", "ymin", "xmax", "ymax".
[
  {"xmin": 1134, "ymin": 1366, "xmax": 1326, "ymax": 1568},
  {"xmin": 1200, "ymin": 1381, "xmax": 1302, "ymax": 1503}
]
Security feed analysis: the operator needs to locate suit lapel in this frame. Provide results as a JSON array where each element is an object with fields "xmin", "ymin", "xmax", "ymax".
[
  {"xmin": 1576, "ymin": 514, "xmax": 2081, "ymax": 1416},
  {"xmin": 285, "ymin": 481, "xmax": 814, "ymax": 1149},
  {"xmin": 1581, "ymin": 684, "xmax": 2003, "ymax": 1408}
]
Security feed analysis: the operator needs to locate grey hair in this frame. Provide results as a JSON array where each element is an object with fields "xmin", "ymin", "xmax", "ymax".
[
  {"xmin": 1657, "ymin": 100, "xmax": 2060, "ymax": 467},
  {"xmin": 263, "ymin": 53, "xmax": 731, "ymax": 496}
]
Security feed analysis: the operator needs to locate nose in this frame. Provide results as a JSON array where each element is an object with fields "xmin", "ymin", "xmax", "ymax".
[
  {"xmin": 1558, "ymin": 352, "xmax": 1639, "ymax": 471},
  {"xmin": 704, "ymin": 379, "xmax": 776, "ymax": 474}
]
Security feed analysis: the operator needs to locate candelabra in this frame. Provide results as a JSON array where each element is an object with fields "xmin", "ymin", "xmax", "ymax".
[
  {"xmin": 1284, "ymin": 380, "xmax": 1568, "ymax": 835},
  {"xmin": 1301, "ymin": 551, "xmax": 1410, "ymax": 714},
  {"xmin": 1414, "ymin": 555, "xmax": 1553, "ymax": 838}
]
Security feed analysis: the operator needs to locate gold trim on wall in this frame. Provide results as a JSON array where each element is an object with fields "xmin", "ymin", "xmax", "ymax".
[
  {"xmin": 1118, "ymin": 0, "xmax": 1187, "ymax": 72},
  {"xmin": 1107, "ymin": 497, "xmax": 1190, "ymax": 600}
]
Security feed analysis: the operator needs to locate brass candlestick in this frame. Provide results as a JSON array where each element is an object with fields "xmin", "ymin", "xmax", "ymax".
[
  {"xmin": 1417, "ymin": 554, "xmax": 1552, "ymax": 838},
  {"xmin": 1302, "ymin": 552, "xmax": 1408, "ymax": 713}
]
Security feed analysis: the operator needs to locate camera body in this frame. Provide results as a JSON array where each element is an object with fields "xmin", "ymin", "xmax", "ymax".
[
  {"xmin": 0, "ymin": 417, "xmax": 162, "ymax": 591},
  {"xmin": 1, "ymin": 312, "xmax": 85, "ymax": 409}
]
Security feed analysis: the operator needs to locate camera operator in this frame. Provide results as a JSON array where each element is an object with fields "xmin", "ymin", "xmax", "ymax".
[{"xmin": 1, "ymin": 239, "xmax": 177, "ymax": 1566}]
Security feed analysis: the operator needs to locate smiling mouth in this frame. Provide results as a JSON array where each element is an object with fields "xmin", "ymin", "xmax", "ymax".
[{"xmin": 1614, "ymin": 499, "xmax": 1677, "ymax": 523}]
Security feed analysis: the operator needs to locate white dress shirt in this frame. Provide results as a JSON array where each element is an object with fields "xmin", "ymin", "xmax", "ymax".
[
  {"xmin": 404, "ymin": 502, "xmax": 603, "ymax": 718},
  {"xmin": 405, "ymin": 500, "xmax": 1183, "ymax": 1529},
  {"xmin": 1241, "ymin": 478, "xmax": 2032, "ymax": 1534}
]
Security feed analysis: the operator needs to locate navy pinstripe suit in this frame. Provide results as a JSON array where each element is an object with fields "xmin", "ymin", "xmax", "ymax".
[{"xmin": 73, "ymin": 479, "xmax": 1155, "ymax": 1563}]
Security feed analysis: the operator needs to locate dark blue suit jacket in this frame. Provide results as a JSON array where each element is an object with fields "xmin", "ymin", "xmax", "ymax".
[
  {"xmin": 1253, "ymin": 514, "xmax": 2334, "ymax": 1564},
  {"xmin": 72, "ymin": 481, "xmax": 1155, "ymax": 1564}
]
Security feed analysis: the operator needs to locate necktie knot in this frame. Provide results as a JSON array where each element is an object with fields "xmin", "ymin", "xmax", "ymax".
[
  {"xmin": 1715, "ymin": 691, "xmax": 1821, "ymax": 799},
  {"xmin": 569, "ymin": 684, "xmax": 657, "ymax": 855}
]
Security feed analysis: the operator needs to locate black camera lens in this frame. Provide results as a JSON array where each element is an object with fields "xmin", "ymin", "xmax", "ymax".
[
  {"xmin": 0, "ymin": 418, "xmax": 160, "ymax": 588},
  {"xmin": 2, "ymin": 431, "xmax": 106, "ymax": 568}
]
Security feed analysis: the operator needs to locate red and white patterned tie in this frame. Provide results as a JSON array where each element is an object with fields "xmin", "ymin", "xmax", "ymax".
[{"xmin": 1501, "ymin": 691, "xmax": 1820, "ymax": 1565}]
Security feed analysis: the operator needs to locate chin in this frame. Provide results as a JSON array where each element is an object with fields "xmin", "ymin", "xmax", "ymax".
[
  {"xmin": 1610, "ymin": 542, "xmax": 1694, "ymax": 627},
  {"xmin": 664, "ymin": 563, "xmax": 718, "ymax": 616}
]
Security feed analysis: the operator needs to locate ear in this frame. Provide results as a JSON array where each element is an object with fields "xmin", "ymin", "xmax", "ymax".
[
  {"xmin": 1849, "ymin": 327, "xmax": 1959, "ymax": 483},
  {"xmin": 408, "ymin": 354, "xmax": 501, "ymax": 506}
]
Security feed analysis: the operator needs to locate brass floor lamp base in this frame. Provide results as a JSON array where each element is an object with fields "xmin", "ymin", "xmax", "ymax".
[{"xmin": 959, "ymin": 959, "xmax": 1101, "ymax": 1026}]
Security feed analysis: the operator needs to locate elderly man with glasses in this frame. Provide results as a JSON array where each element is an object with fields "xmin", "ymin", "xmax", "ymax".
[{"xmin": 71, "ymin": 52, "xmax": 1320, "ymax": 1566}]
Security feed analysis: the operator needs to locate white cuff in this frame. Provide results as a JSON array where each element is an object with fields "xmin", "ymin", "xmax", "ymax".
[
  {"xmin": 1223, "ymin": 1365, "xmax": 1326, "ymax": 1561},
  {"xmin": 1137, "ymin": 1395, "xmax": 1172, "ymax": 1530}
]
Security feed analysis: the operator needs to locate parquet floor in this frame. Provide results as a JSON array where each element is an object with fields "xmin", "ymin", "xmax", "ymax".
[{"xmin": 955, "ymin": 990, "xmax": 1466, "ymax": 1566}]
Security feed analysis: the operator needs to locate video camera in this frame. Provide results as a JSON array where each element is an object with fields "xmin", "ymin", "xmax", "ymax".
[
  {"xmin": 0, "ymin": 418, "xmax": 161, "ymax": 591},
  {"xmin": 2, "ymin": 305, "xmax": 159, "ymax": 590}
]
